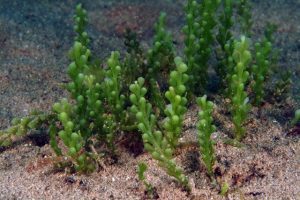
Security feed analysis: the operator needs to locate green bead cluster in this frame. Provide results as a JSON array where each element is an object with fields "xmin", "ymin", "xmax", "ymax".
[
  {"xmin": 129, "ymin": 58, "xmax": 190, "ymax": 190},
  {"xmin": 264, "ymin": 23, "xmax": 277, "ymax": 45},
  {"xmin": 67, "ymin": 4, "xmax": 105, "ymax": 140},
  {"xmin": 262, "ymin": 23, "xmax": 277, "ymax": 79},
  {"xmin": 137, "ymin": 162, "xmax": 148, "ymax": 185},
  {"xmin": 147, "ymin": 12, "xmax": 174, "ymax": 79},
  {"xmin": 137, "ymin": 162, "xmax": 155, "ymax": 195},
  {"xmin": 251, "ymin": 39, "xmax": 272, "ymax": 105},
  {"xmin": 197, "ymin": 95, "xmax": 216, "ymax": 177},
  {"xmin": 264, "ymin": 23, "xmax": 293, "ymax": 101},
  {"xmin": 1, "ymin": 3, "xmax": 297, "ymax": 193},
  {"xmin": 67, "ymin": 42, "xmax": 91, "ymax": 98},
  {"xmin": 274, "ymin": 70, "xmax": 292, "ymax": 100},
  {"xmin": 216, "ymin": 0, "xmax": 233, "ymax": 50},
  {"xmin": 237, "ymin": 0, "xmax": 253, "ymax": 36},
  {"xmin": 230, "ymin": 36, "xmax": 251, "ymax": 141},
  {"xmin": 123, "ymin": 29, "xmax": 146, "ymax": 89},
  {"xmin": 84, "ymin": 74, "xmax": 104, "ymax": 134},
  {"xmin": 104, "ymin": 51, "xmax": 125, "ymax": 120},
  {"xmin": 163, "ymin": 57, "xmax": 189, "ymax": 149},
  {"xmin": 67, "ymin": 41, "xmax": 103, "ymax": 139},
  {"xmin": 102, "ymin": 51, "xmax": 127, "ymax": 150},
  {"xmin": 0, "ymin": 111, "xmax": 52, "ymax": 146},
  {"xmin": 52, "ymin": 99, "xmax": 95, "ymax": 173},
  {"xmin": 215, "ymin": 0, "xmax": 234, "ymax": 88},
  {"xmin": 183, "ymin": 0, "xmax": 199, "ymax": 90},
  {"xmin": 52, "ymin": 38, "xmax": 106, "ymax": 170},
  {"xmin": 73, "ymin": 4, "xmax": 89, "ymax": 46},
  {"xmin": 48, "ymin": 4, "xmax": 142, "ymax": 172},
  {"xmin": 147, "ymin": 12, "xmax": 175, "ymax": 113},
  {"xmin": 258, "ymin": 23, "xmax": 277, "ymax": 82},
  {"xmin": 184, "ymin": 0, "xmax": 221, "ymax": 94},
  {"xmin": 124, "ymin": 29, "xmax": 142, "ymax": 55}
]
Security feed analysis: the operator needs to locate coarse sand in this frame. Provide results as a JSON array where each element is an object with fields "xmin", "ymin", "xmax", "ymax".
[{"xmin": 0, "ymin": 0, "xmax": 299, "ymax": 199}]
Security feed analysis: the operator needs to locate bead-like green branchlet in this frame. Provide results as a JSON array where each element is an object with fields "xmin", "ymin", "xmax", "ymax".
[
  {"xmin": 185, "ymin": 0, "xmax": 221, "ymax": 94},
  {"xmin": 262, "ymin": 23, "xmax": 277, "ymax": 81},
  {"xmin": 264, "ymin": 23, "xmax": 293, "ymax": 101},
  {"xmin": 49, "ymin": 123, "xmax": 62, "ymax": 156},
  {"xmin": 183, "ymin": 0, "xmax": 199, "ymax": 91},
  {"xmin": 49, "ymin": 4, "xmax": 104, "ymax": 172},
  {"xmin": 216, "ymin": 0, "xmax": 233, "ymax": 51},
  {"xmin": 147, "ymin": 12, "xmax": 175, "ymax": 113},
  {"xmin": 220, "ymin": 182, "xmax": 230, "ymax": 196},
  {"xmin": 67, "ymin": 41, "xmax": 91, "ymax": 98},
  {"xmin": 148, "ymin": 12, "xmax": 174, "ymax": 78},
  {"xmin": 103, "ymin": 51, "xmax": 125, "ymax": 149},
  {"xmin": 130, "ymin": 69, "xmax": 190, "ymax": 190},
  {"xmin": 123, "ymin": 29, "xmax": 146, "ymax": 90},
  {"xmin": 163, "ymin": 57, "xmax": 189, "ymax": 149},
  {"xmin": 0, "ymin": 111, "xmax": 52, "ymax": 147},
  {"xmin": 74, "ymin": 3, "xmax": 89, "ymax": 46},
  {"xmin": 197, "ymin": 95, "xmax": 216, "ymax": 177},
  {"xmin": 264, "ymin": 23, "xmax": 277, "ymax": 45},
  {"xmin": 67, "ymin": 7, "xmax": 105, "ymax": 138},
  {"xmin": 53, "ymin": 99, "xmax": 95, "ymax": 173},
  {"xmin": 291, "ymin": 109, "xmax": 300, "ymax": 126},
  {"xmin": 102, "ymin": 113, "xmax": 117, "ymax": 153},
  {"xmin": 215, "ymin": 0, "xmax": 234, "ymax": 89},
  {"xmin": 53, "ymin": 99, "xmax": 76, "ymax": 148},
  {"xmin": 274, "ymin": 70, "xmax": 292, "ymax": 100},
  {"xmin": 84, "ymin": 74, "xmax": 104, "ymax": 135},
  {"xmin": 137, "ymin": 162, "xmax": 156, "ymax": 196},
  {"xmin": 251, "ymin": 39, "xmax": 272, "ymax": 105},
  {"xmin": 0, "ymin": 4, "xmax": 95, "ymax": 153},
  {"xmin": 67, "ymin": 40, "xmax": 104, "ymax": 139},
  {"xmin": 230, "ymin": 36, "xmax": 251, "ymax": 141},
  {"xmin": 105, "ymin": 51, "xmax": 125, "ymax": 118},
  {"xmin": 237, "ymin": 0, "xmax": 253, "ymax": 36}
]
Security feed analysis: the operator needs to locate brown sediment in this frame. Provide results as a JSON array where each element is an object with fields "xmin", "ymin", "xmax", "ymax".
[{"xmin": 0, "ymin": 0, "xmax": 299, "ymax": 199}]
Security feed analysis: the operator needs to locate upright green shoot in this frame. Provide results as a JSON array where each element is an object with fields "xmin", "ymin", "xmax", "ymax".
[
  {"xmin": 129, "ymin": 57, "xmax": 190, "ymax": 190},
  {"xmin": 251, "ymin": 40, "xmax": 272, "ymax": 105},
  {"xmin": 185, "ymin": 0, "xmax": 221, "ymax": 94},
  {"xmin": 147, "ymin": 12, "xmax": 175, "ymax": 113},
  {"xmin": 215, "ymin": 0, "xmax": 235, "ymax": 89},
  {"xmin": 197, "ymin": 95, "xmax": 216, "ymax": 177},
  {"xmin": 237, "ymin": 0, "xmax": 253, "ymax": 36},
  {"xmin": 230, "ymin": 36, "xmax": 251, "ymax": 141},
  {"xmin": 74, "ymin": 4, "xmax": 89, "ymax": 46}
]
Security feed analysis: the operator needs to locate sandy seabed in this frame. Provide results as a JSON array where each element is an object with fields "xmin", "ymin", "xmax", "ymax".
[{"xmin": 0, "ymin": 0, "xmax": 299, "ymax": 199}]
